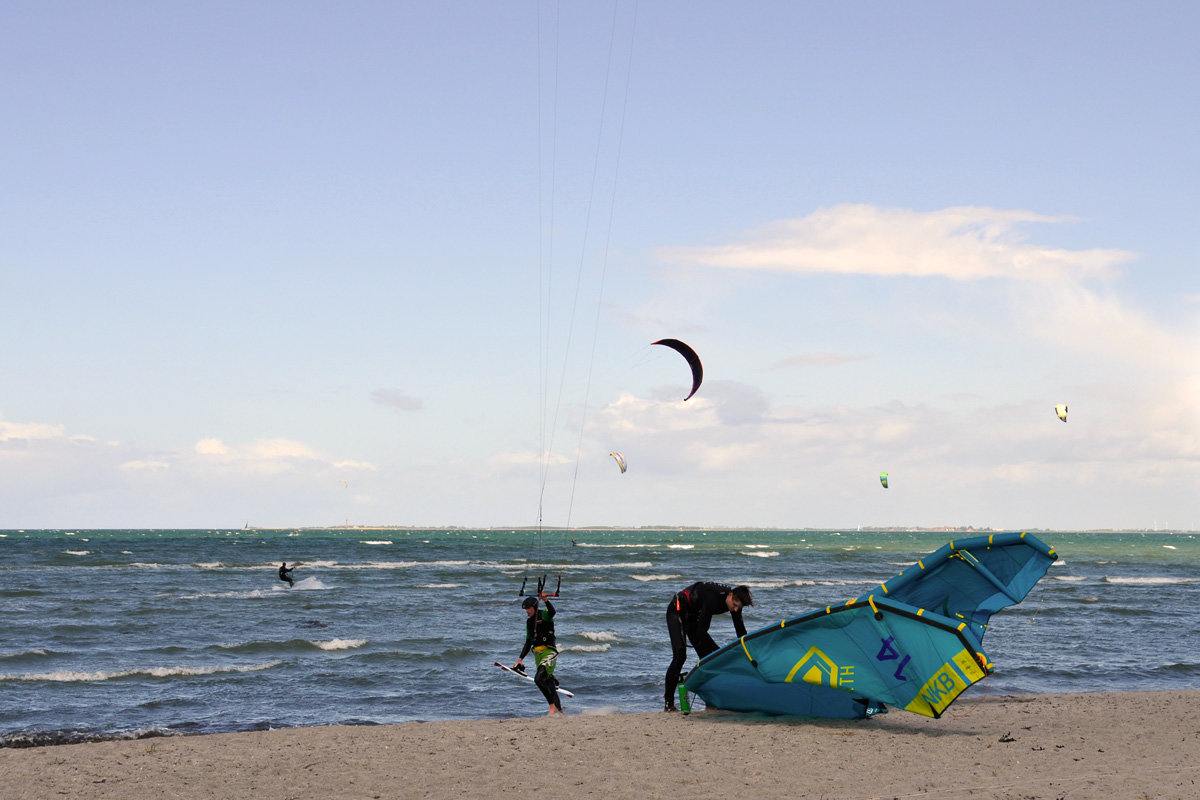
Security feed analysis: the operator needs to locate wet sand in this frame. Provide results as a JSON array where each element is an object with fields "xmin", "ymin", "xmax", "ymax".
[{"xmin": 3, "ymin": 690, "xmax": 1198, "ymax": 800}]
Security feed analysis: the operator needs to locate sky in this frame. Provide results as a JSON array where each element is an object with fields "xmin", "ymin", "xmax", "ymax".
[{"xmin": 2, "ymin": 2, "xmax": 1198, "ymax": 530}]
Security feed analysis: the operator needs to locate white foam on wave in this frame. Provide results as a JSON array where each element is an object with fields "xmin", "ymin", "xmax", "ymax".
[
  {"xmin": 667, "ymin": 544, "xmax": 694, "ymax": 550},
  {"xmin": 575, "ymin": 543, "xmax": 653, "ymax": 548},
  {"xmin": 314, "ymin": 639, "xmax": 367, "ymax": 651},
  {"xmin": 415, "ymin": 583, "xmax": 464, "ymax": 589},
  {"xmin": 361, "ymin": 540, "xmax": 393, "ymax": 546},
  {"xmin": 742, "ymin": 550, "xmax": 780, "ymax": 558},
  {"xmin": 181, "ymin": 588, "xmax": 279, "ymax": 599},
  {"xmin": 814, "ymin": 578, "xmax": 875, "ymax": 587},
  {"xmin": 63, "ymin": 550, "xmax": 90, "ymax": 556},
  {"xmin": 286, "ymin": 577, "xmax": 330, "ymax": 591},
  {"xmin": 1052, "ymin": 575, "xmax": 1087, "ymax": 582},
  {"xmin": 315, "ymin": 560, "xmax": 470, "ymax": 570},
  {"xmin": 742, "ymin": 544, "xmax": 771, "ymax": 549},
  {"xmin": 503, "ymin": 561, "xmax": 655, "ymax": 571},
  {"xmin": 577, "ymin": 631, "xmax": 618, "ymax": 642},
  {"xmin": 187, "ymin": 559, "xmax": 473, "ymax": 572},
  {"xmin": 1, "ymin": 648, "xmax": 48, "ymax": 659},
  {"xmin": 745, "ymin": 579, "xmax": 815, "ymax": 589},
  {"xmin": 630, "ymin": 574, "xmax": 679, "ymax": 582},
  {"xmin": 538, "ymin": 562, "xmax": 653, "ymax": 570},
  {"xmin": 1, "ymin": 660, "xmax": 281, "ymax": 683},
  {"xmin": 178, "ymin": 577, "xmax": 330, "ymax": 599},
  {"xmin": 1103, "ymin": 576, "xmax": 1200, "ymax": 585},
  {"xmin": 562, "ymin": 643, "xmax": 610, "ymax": 653}
]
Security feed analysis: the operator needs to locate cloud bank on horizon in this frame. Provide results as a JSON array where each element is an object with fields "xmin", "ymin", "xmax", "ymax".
[{"xmin": 3, "ymin": 202, "xmax": 1195, "ymax": 530}]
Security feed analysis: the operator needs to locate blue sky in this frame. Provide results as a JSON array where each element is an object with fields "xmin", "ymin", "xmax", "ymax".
[{"xmin": 2, "ymin": 2, "xmax": 1197, "ymax": 530}]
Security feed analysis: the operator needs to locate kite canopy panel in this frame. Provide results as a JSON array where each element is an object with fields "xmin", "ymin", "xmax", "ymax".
[
  {"xmin": 863, "ymin": 532, "xmax": 1058, "ymax": 643},
  {"xmin": 652, "ymin": 338, "xmax": 703, "ymax": 401},
  {"xmin": 684, "ymin": 532, "xmax": 1057, "ymax": 719}
]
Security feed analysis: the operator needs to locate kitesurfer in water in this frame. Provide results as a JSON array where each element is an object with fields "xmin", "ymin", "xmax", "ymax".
[
  {"xmin": 663, "ymin": 582, "xmax": 753, "ymax": 711},
  {"xmin": 513, "ymin": 592, "xmax": 562, "ymax": 716},
  {"xmin": 278, "ymin": 562, "xmax": 294, "ymax": 588}
]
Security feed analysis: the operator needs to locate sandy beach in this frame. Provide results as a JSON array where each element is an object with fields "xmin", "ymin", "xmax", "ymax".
[{"xmin": 3, "ymin": 690, "xmax": 1197, "ymax": 800}]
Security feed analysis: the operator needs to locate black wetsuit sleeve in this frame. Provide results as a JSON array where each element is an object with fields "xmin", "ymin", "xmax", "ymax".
[
  {"xmin": 544, "ymin": 599, "xmax": 555, "ymax": 618},
  {"xmin": 519, "ymin": 616, "xmax": 535, "ymax": 660},
  {"xmin": 732, "ymin": 609, "xmax": 747, "ymax": 638}
]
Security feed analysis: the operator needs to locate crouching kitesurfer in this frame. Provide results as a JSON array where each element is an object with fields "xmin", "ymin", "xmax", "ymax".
[
  {"xmin": 278, "ymin": 562, "xmax": 294, "ymax": 588},
  {"xmin": 513, "ymin": 591, "xmax": 562, "ymax": 716},
  {"xmin": 664, "ymin": 582, "xmax": 753, "ymax": 711}
]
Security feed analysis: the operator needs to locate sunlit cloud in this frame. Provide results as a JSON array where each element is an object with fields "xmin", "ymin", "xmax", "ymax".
[
  {"xmin": 1019, "ymin": 280, "xmax": 1187, "ymax": 370},
  {"xmin": 194, "ymin": 438, "xmax": 229, "ymax": 456},
  {"xmin": 0, "ymin": 414, "xmax": 96, "ymax": 445},
  {"xmin": 188, "ymin": 437, "xmax": 374, "ymax": 477},
  {"xmin": 660, "ymin": 204, "xmax": 1135, "ymax": 282}
]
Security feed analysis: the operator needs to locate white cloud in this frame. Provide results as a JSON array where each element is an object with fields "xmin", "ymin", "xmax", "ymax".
[
  {"xmin": 0, "ymin": 419, "xmax": 68, "ymax": 442},
  {"xmin": 1019, "ymin": 280, "xmax": 1187, "ymax": 371},
  {"xmin": 0, "ymin": 414, "xmax": 97, "ymax": 445},
  {"xmin": 194, "ymin": 438, "xmax": 229, "ymax": 456},
  {"xmin": 333, "ymin": 460, "xmax": 377, "ymax": 471},
  {"xmin": 660, "ymin": 204, "xmax": 1135, "ymax": 282},
  {"xmin": 186, "ymin": 437, "xmax": 375, "ymax": 478},
  {"xmin": 246, "ymin": 438, "xmax": 318, "ymax": 461},
  {"xmin": 593, "ymin": 393, "xmax": 717, "ymax": 435}
]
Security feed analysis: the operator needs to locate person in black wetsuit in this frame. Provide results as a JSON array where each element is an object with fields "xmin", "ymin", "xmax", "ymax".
[
  {"xmin": 513, "ymin": 592, "xmax": 562, "ymax": 715},
  {"xmin": 278, "ymin": 562, "xmax": 294, "ymax": 588},
  {"xmin": 663, "ymin": 581, "xmax": 753, "ymax": 711}
]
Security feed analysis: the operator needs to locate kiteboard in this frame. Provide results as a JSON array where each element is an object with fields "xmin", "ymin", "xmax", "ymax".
[{"xmin": 493, "ymin": 661, "xmax": 574, "ymax": 698}]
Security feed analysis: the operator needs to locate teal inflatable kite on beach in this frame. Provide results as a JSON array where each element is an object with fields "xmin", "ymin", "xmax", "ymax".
[{"xmin": 683, "ymin": 532, "xmax": 1057, "ymax": 719}]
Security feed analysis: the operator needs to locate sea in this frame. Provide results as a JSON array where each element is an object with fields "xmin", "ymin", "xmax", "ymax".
[{"xmin": 2, "ymin": 527, "xmax": 1197, "ymax": 746}]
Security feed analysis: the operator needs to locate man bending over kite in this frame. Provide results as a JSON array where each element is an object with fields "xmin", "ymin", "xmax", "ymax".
[{"xmin": 664, "ymin": 582, "xmax": 752, "ymax": 711}]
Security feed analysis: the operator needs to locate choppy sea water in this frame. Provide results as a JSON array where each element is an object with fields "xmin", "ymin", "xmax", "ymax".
[{"xmin": 2, "ymin": 528, "xmax": 1197, "ymax": 746}]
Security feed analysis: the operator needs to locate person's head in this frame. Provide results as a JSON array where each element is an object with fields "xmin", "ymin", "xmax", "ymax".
[
  {"xmin": 727, "ymin": 585, "xmax": 753, "ymax": 613},
  {"xmin": 522, "ymin": 596, "xmax": 539, "ymax": 616}
]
